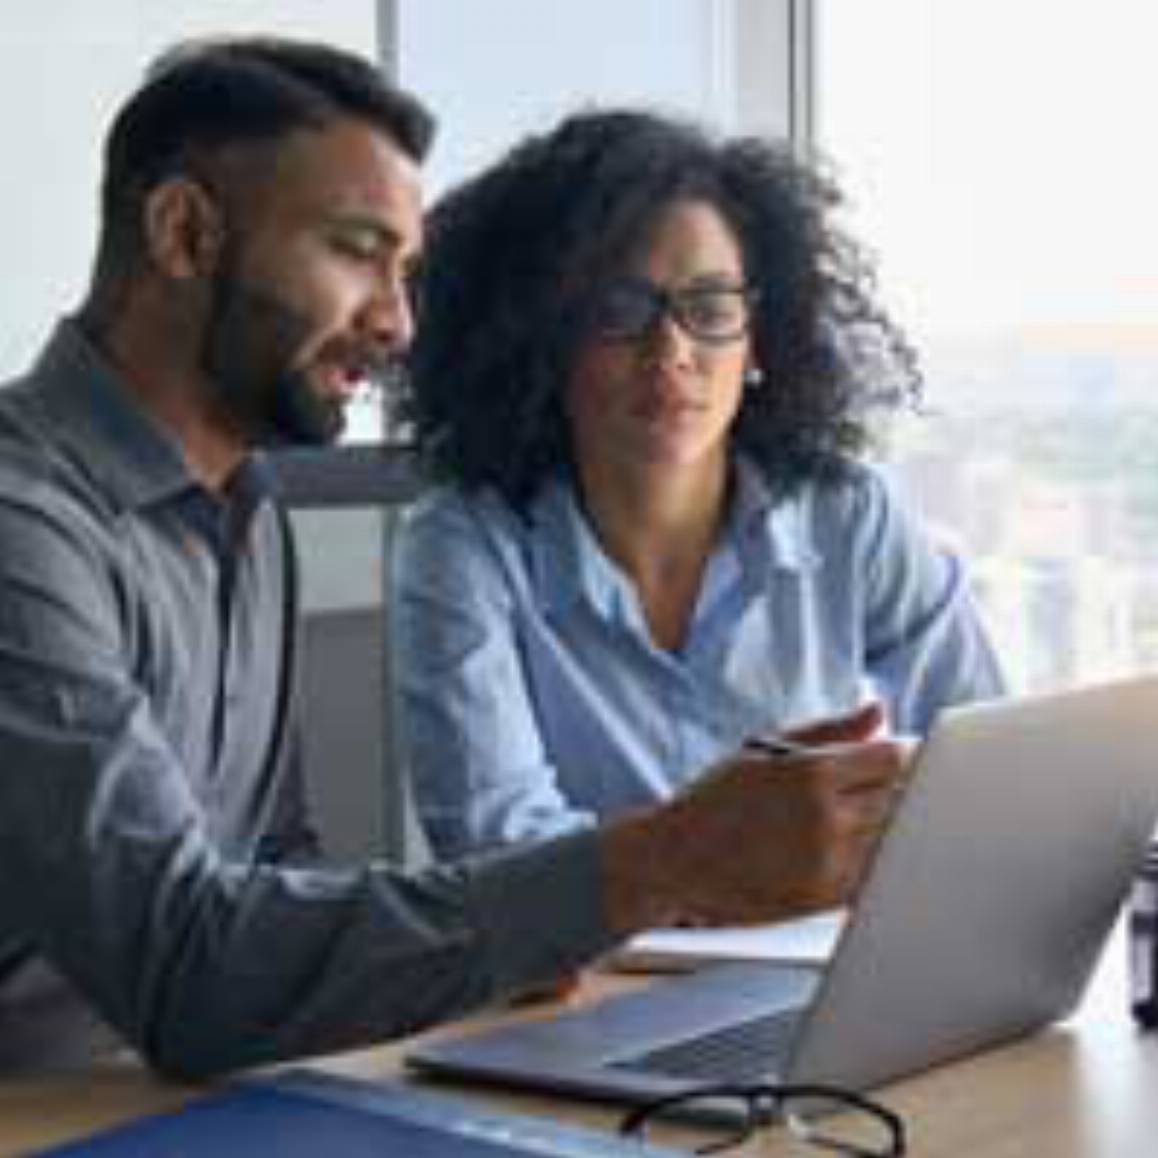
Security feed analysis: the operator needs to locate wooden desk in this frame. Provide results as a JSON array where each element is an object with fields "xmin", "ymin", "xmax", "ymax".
[{"xmin": 3, "ymin": 935, "xmax": 1156, "ymax": 1157}]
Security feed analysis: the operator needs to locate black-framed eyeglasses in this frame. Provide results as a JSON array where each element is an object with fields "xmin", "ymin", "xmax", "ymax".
[
  {"xmin": 584, "ymin": 278, "xmax": 759, "ymax": 346},
  {"xmin": 618, "ymin": 1082, "xmax": 906, "ymax": 1156}
]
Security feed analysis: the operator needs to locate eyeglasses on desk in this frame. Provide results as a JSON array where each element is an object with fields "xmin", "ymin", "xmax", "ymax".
[{"xmin": 618, "ymin": 1080, "xmax": 906, "ymax": 1155}]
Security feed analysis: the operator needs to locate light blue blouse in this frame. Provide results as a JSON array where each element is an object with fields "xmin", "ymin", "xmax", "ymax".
[{"xmin": 392, "ymin": 458, "xmax": 1004, "ymax": 859}]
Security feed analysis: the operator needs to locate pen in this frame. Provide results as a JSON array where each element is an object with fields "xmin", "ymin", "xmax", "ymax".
[{"xmin": 743, "ymin": 735, "xmax": 812, "ymax": 758}]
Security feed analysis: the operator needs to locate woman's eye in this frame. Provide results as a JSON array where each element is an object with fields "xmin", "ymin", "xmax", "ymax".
[
  {"xmin": 685, "ymin": 294, "xmax": 733, "ymax": 325},
  {"xmin": 590, "ymin": 287, "xmax": 653, "ymax": 332}
]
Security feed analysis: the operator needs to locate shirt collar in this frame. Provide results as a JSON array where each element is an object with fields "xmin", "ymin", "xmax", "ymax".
[
  {"xmin": 529, "ymin": 457, "xmax": 819, "ymax": 622},
  {"xmin": 23, "ymin": 318, "xmax": 263, "ymax": 516},
  {"xmin": 529, "ymin": 477, "xmax": 628, "ymax": 622},
  {"xmin": 728, "ymin": 455, "xmax": 820, "ymax": 573}
]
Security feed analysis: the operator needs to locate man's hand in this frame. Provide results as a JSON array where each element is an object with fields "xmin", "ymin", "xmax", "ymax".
[
  {"xmin": 600, "ymin": 707, "xmax": 910, "ymax": 935},
  {"xmin": 781, "ymin": 700, "xmax": 885, "ymax": 748}
]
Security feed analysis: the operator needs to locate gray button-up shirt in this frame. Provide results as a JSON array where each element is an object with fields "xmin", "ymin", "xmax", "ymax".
[{"xmin": 0, "ymin": 320, "xmax": 614, "ymax": 1078}]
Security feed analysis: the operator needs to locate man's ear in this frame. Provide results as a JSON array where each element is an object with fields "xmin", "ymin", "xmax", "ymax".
[{"xmin": 142, "ymin": 177, "xmax": 223, "ymax": 279}]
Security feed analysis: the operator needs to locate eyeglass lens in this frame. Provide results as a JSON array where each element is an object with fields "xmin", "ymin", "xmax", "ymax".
[{"xmin": 588, "ymin": 280, "xmax": 753, "ymax": 343}]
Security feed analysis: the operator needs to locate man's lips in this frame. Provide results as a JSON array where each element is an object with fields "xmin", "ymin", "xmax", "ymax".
[{"xmin": 314, "ymin": 356, "xmax": 375, "ymax": 401}]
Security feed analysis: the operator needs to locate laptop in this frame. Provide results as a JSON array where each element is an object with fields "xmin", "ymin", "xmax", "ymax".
[{"xmin": 408, "ymin": 675, "xmax": 1158, "ymax": 1105}]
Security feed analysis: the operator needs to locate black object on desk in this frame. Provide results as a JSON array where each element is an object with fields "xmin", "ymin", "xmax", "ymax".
[{"xmin": 1130, "ymin": 841, "xmax": 1158, "ymax": 1029}]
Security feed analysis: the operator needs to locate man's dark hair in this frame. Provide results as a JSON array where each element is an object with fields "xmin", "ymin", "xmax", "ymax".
[
  {"xmin": 406, "ymin": 107, "xmax": 919, "ymax": 510},
  {"xmin": 95, "ymin": 35, "xmax": 435, "ymax": 277}
]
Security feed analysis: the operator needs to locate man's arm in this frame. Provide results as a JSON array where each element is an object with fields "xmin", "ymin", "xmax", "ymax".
[{"xmin": 0, "ymin": 481, "xmax": 905, "ymax": 1079}]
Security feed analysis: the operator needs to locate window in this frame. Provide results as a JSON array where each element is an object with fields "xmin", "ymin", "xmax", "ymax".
[
  {"xmin": 816, "ymin": 2, "xmax": 1158, "ymax": 691},
  {"xmin": 393, "ymin": 0, "xmax": 795, "ymax": 195}
]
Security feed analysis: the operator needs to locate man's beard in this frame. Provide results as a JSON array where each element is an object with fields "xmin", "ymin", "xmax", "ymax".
[{"xmin": 200, "ymin": 271, "xmax": 345, "ymax": 448}]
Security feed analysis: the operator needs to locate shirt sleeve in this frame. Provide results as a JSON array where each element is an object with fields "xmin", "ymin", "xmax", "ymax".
[
  {"xmin": 0, "ymin": 490, "xmax": 616, "ymax": 1080},
  {"xmin": 391, "ymin": 493, "xmax": 598, "ymax": 858},
  {"xmin": 842, "ymin": 466, "xmax": 1006, "ymax": 731}
]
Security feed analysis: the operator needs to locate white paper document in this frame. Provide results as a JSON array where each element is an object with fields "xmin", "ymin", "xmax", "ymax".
[{"xmin": 609, "ymin": 909, "xmax": 846, "ymax": 973}]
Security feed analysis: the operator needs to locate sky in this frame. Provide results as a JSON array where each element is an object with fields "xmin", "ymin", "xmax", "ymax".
[{"xmin": 817, "ymin": 0, "xmax": 1158, "ymax": 342}]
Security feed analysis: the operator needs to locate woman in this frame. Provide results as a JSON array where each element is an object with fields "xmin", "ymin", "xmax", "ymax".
[{"xmin": 393, "ymin": 108, "xmax": 1003, "ymax": 859}]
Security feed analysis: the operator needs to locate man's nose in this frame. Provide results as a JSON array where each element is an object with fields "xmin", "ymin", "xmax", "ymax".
[{"xmin": 360, "ymin": 272, "xmax": 416, "ymax": 354}]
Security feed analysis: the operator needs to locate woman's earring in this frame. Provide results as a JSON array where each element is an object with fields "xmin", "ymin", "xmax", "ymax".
[{"xmin": 743, "ymin": 365, "xmax": 765, "ymax": 389}]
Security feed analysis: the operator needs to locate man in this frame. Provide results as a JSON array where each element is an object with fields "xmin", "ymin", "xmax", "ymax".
[{"xmin": 0, "ymin": 36, "xmax": 905, "ymax": 1079}]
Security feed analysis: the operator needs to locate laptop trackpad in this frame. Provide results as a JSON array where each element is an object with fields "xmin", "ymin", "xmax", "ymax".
[
  {"xmin": 601, "ymin": 963, "xmax": 818, "ymax": 1080},
  {"xmin": 444, "ymin": 963, "xmax": 816, "ymax": 1065}
]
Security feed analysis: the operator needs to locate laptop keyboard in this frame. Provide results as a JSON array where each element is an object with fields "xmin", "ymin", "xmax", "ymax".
[{"xmin": 609, "ymin": 1008, "xmax": 802, "ymax": 1083}]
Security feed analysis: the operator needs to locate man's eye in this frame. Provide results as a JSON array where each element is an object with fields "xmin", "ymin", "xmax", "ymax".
[{"xmin": 333, "ymin": 231, "xmax": 381, "ymax": 261}]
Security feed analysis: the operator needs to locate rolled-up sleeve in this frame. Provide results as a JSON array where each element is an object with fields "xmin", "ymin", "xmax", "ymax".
[{"xmin": 844, "ymin": 468, "xmax": 1005, "ymax": 730}]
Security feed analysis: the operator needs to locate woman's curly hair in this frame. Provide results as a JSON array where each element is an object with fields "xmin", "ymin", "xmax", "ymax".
[{"xmin": 404, "ymin": 107, "xmax": 920, "ymax": 510}]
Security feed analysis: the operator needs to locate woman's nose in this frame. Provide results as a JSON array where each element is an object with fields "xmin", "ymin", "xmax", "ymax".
[{"xmin": 640, "ymin": 309, "xmax": 696, "ymax": 369}]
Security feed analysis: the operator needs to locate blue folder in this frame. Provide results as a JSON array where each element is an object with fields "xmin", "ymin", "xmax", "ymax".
[{"xmin": 35, "ymin": 1069, "xmax": 685, "ymax": 1156}]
